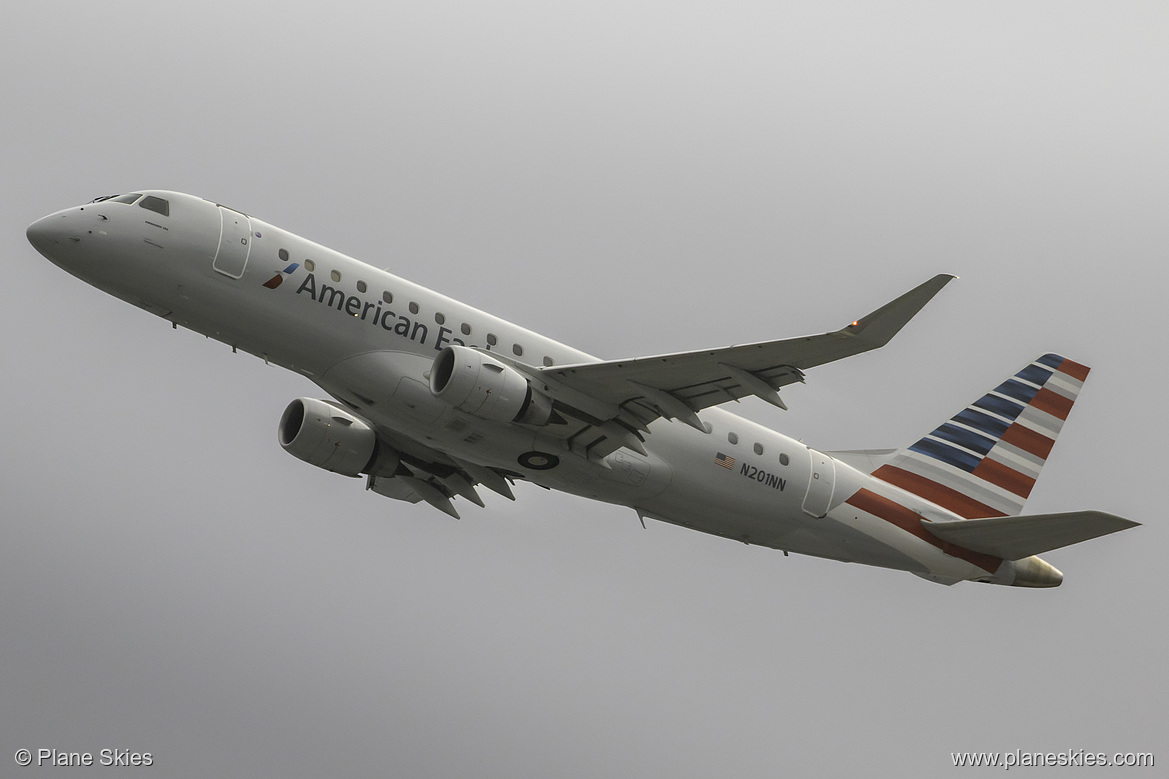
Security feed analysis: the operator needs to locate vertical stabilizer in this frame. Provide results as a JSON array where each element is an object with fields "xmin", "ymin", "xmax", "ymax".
[{"xmin": 874, "ymin": 354, "xmax": 1089, "ymax": 518}]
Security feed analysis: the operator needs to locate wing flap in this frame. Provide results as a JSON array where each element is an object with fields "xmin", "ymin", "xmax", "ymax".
[{"xmin": 922, "ymin": 511, "xmax": 1139, "ymax": 559}]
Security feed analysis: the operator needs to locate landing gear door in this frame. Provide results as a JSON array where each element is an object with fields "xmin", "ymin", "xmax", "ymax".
[
  {"xmin": 802, "ymin": 449, "xmax": 836, "ymax": 518},
  {"xmin": 213, "ymin": 206, "xmax": 252, "ymax": 279}
]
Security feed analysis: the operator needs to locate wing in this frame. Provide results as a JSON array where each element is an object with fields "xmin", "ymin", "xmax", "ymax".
[
  {"xmin": 526, "ymin": 274, "xmax": 955, "ymax": 459},
  {"xmin": 323, "ymin": 274, "xmax": 954, "ymax": 514}
]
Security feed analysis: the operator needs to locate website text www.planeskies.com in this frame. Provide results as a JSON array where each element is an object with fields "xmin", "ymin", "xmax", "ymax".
[{"xmin": 951, "ymin": 749, "xmax": 1153, "ymax": 770}]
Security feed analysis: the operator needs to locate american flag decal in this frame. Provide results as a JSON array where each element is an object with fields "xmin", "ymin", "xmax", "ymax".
[{"xmin": 715, "ymin": 452, "xmax": 736, "ymax": 470}]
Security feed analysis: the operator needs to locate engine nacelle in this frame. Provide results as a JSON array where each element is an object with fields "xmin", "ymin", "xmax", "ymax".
[
  {"xmin": 278, "ymin": 398, "xmax": 378, "ymax": 477},
  {"xmin": 429, "ymin": 345, "xmax": 552, "ymax": 425}
]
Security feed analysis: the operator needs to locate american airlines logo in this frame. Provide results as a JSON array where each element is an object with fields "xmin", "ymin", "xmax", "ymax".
[
  {"xmin": 262, "ymin": 262, "xmax": 300, "ymax": 289},
  {"xmin": 290, "ymin": 272, "xmax": 469, "ymax": 353}
]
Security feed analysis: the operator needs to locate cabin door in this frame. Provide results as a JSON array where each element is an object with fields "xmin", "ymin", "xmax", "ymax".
[{"xmin": 213, "ymin": 206, "xmax": 252, "ymax": 278}]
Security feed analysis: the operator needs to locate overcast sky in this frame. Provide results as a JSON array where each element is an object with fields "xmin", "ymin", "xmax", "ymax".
[{"xmin": 2, "ymin": 2, "xmax": 1164, "ymax": 776}]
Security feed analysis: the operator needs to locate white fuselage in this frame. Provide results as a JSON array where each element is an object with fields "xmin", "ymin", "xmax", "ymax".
[{"xmin": 27, "ymin": 190, "xmax": 1012, "ymax": 585}]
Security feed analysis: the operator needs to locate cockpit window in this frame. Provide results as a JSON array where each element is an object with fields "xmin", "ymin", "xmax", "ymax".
[
  {"xmin": 112, "ymin": 193, "xmax": 143, "ymax": 204},
  {"xmin": 138, "ymin": 196, "xmax": 170, "ymax": 217}
]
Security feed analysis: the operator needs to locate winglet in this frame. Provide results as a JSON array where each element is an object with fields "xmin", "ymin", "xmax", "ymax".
[{"xmin": 843, "ymin": 274, "xmax": 956, "ymax": 350}]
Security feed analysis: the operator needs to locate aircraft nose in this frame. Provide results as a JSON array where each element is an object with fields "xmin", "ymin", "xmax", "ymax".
[{"xmin": 26, "ymin": 213, "xmax": 70, "ymax": 258}]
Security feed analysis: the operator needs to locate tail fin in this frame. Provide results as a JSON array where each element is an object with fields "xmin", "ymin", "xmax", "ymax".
[{"xmin": 873, "ymin": 354, "xmax": 1090, "ymax": 518}]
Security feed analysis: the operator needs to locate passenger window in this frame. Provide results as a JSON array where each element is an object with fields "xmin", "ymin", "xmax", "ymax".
[
  {"xmin": 382, "ymin": 291, "xmax": 393, "ymax": 304},
  {"xmin": 779, "ymin": 453, "xmax": 790, "ymax": 466},
  {"xmin": 330, "ymin": 269, "xmax": 341, "ymax": 283},
  {"xmin": 754, "ymin": 443, "xmax": 764, "ymax": 455},
  {"xmin": 487, "ymin": 333, "xmax": 498, "ymax": 346},
  {"xmin": 728, "ymin": 432, "xmax": 739, "ymax": 445},
  {"xmin": 357, "ymin": 280, "xmax": 367, "ymax": 293},
  {"xmin": 461, "ymin": 323, "xmax": 471, "ymax": 335},
  {"xmin": 512, "ymin": 344, "xmax": 524, "ymax": 356},
  {"xmin": 409, "ymin": 302, "xmax": 419, "ymax": 315},
  {"xmin": 543, "ymin": 356, "xmax": 554, "ymax": 366},
  {"xmin": 435, "ymin": 312, "xmax": 446, "ymax": 325},
  {"xmin": 138, "ymin": 196, "xmax": 170, "ymax": 217},
  {"xmin": 305, "ymin": 259, "xmax": 316, "ymax": 272},
  {"xmin": 279, "ymin": 248, "xmax": 289, "ymax": 261}
]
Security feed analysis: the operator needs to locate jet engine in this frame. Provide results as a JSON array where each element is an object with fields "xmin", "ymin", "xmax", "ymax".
[
  {"xmin": 278, "ymin": 398, "xmax": 384, "ymax": 477},
  {"xmin": 429, "ymin": 345, "xmax": 552, "ymax": 425}
]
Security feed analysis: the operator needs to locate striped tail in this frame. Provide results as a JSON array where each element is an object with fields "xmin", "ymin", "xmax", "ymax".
[{"xmin": 873, "ymin": 354, "xmax": 1090, "ymax": 518}]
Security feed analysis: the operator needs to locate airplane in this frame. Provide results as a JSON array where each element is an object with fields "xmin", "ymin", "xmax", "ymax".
[{"xmin": 26, "ymin": 190, "xmax": 1138, "ymax": 587}]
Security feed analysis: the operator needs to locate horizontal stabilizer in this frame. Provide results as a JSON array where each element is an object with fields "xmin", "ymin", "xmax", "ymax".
[{"xmin": 922, "ymin": 511, "xmax": 1138, "ymax": 560}]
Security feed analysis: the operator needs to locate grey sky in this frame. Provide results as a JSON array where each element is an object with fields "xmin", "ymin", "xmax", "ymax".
[{"xmin": 2, "ymin": 1, "xmax": 1164, "ymax": 776}]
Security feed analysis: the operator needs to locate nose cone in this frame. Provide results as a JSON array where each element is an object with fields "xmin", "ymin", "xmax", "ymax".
[
  {"xmin": 27, "ymin": 209, "xmax": 97, "ymax": 274},
  {"xmin": 27, "ymin": 211, "xmax": 86, "ymax": 269},
  {"xmin": 26, "ymin": 214, "xmax": 64, "ymax": 258}
]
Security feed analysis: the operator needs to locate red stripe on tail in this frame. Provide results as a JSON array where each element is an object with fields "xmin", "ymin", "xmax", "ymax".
[
  {"xmin": 1031, "ymin": 387, "xmax": 1074, "ymax": 421},
  {"xmin": 872, "ymin": 465, "xmax": 1006, "ymax": 519},
  {"xmin": 1001, "ymin": 424, "xmax": 1055, "ymax": 460},
  {"xmin": 1055, "ymin": 358, "xmax": 1090, "ymax": 382},
  {"xmin": 972, "ymin": 457, "xmax": 1036, "ymax": 498}
]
